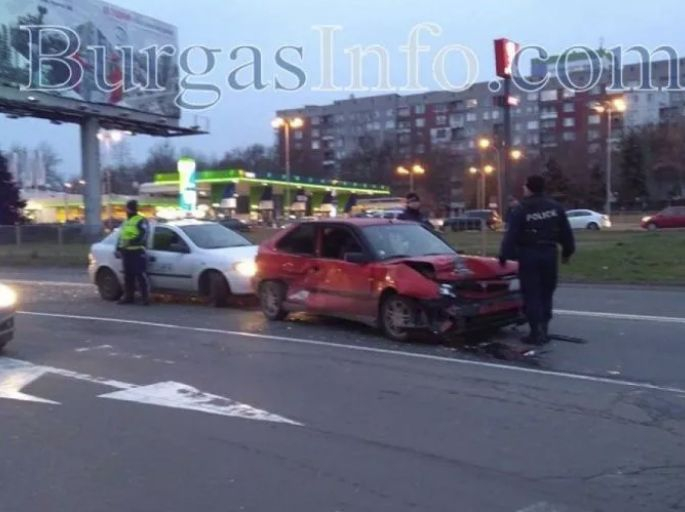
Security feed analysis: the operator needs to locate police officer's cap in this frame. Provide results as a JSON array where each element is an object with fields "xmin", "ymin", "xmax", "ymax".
[
  {"xmin": 126, "ymin": 199, "xmax": 139, "ymax": 212},
  {"xmin": 525, "ymin": 175, "xmax": 546, "ymax": 195}
]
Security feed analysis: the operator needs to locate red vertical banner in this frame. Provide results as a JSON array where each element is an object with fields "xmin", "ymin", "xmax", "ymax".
[{"xmin": 494, "ymin": 38, "xmax": 520, "ymax": 78}]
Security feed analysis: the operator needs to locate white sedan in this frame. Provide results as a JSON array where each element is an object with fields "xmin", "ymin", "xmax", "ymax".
[
  {"xmin": 89, "ymin": 220, "xmax": 258, "ymax": 306},
  {"xmin": 566, "ymin": 209, "xmax": 612, "ymax": 230},
  {"xmin": 0, "ymin": 283, "xmax": 17, "ymax": 351}
]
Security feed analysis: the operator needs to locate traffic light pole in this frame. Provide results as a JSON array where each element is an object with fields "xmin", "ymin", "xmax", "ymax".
[{"xmin": 502, "ymin": 77, "xmax": 512, "ymax": 214}]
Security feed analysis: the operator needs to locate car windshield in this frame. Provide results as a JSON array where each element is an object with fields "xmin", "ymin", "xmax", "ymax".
[
  {"xmin": 363, "ymin": 224, "xmax": 456, "ymax": 260},
  {"xmin": 180, "ymin": 224, "xmax": 252, "ymax": 249}
]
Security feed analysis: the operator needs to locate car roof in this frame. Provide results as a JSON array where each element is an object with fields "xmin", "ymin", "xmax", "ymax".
[
  {"xmin": 158, "ymin": 219, "xmax": 216, "ymax": 228},
  {"xmin": 296, "ymin": 218, "xmax": 411, "ymax": 228}
]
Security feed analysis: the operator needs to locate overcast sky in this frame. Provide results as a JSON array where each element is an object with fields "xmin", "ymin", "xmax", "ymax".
[{"xmin": 2, "ymin": 0, "xmax": 684, "ymax": 177}]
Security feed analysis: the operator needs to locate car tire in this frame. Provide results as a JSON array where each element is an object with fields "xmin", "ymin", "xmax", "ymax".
[
  {"xmin": 96, "ymin": 268, "xmax": 123, "ymax": 301},
  {"xmin": 587, "ymin": 222, "xmax": 600, "ymax": 231},
  {"xmin": 647, "ymin": 223, "xmax": 658, "ymax": 231},
  {"xmin": 379, "ymin": 294, "xmax": 420, "ymax": 342},
  {"xmin": 259, "ymin": 281, "xmax": 288, "ymax": 321},
  {"xmin": 208, "ymin": 272, "xmax": 231, "ymax": 308}
]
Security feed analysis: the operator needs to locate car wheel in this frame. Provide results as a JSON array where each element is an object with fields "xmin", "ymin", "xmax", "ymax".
[
  {"xmin": 647, "ymin": 223, "xmax": 658, "ymax": 231},
  {"xmin": 96, "ymin": 268, "xmax": 122, "ymax": 301},
  {"xmin": 380, "ymin": 294, "xmax": 420, "ymax": 342},
  {"xmin": 587, "ymin": 222, "xmax": 600, "ymax": 231},
  {"xmin": 208, "ymin": 272, "xmax": 230, "ymax": 308},
  {"xmin": 259, "ymin": 281, "xmax": 288, "ymax": 321}
]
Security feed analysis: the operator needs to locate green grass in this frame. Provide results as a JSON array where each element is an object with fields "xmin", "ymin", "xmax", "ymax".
[
  {"xmin": 2, "ymin": 229, "xmax": 684, "ymax": 286},
  {"xmin": 443, "ymin": 230, "xmax": 685, "ymax": 285}
]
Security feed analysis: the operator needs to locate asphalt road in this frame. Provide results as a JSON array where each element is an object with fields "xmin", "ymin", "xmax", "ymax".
[{"xmin": 1, "ymin": 269, "xmax": 684, "ymax": 512}]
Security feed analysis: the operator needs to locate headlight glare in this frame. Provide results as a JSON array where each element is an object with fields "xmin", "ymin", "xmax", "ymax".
[
  {"xmin": 0, "ymin": 284, "xmax": 17, "ymax": 309},
  {"xmin": 233, "ymin": 260, "xmax": 257, "ymax": 277}
]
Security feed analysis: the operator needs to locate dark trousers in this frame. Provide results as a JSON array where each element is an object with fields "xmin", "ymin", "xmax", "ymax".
[
  {"xmin": 121, "ymin": 249, "xmax": 149, "ymax": 302},
  {"xmin": 518, "ymin": 246, "xmax": 558, "ymax": 329}
]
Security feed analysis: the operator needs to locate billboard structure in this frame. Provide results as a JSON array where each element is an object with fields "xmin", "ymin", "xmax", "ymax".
[
  {"xmin": 0, "ymin": 0, "xmax": 197, "ymax": 135},
  {"xmin": 0, "ymin": 0, "xmax": 204, "ymax": 232}
]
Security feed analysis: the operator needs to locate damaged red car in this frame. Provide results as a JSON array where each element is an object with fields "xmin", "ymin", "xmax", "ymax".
[{"xmin": 254, "ymin": 219, "xmax": 524, "ymax": 342}]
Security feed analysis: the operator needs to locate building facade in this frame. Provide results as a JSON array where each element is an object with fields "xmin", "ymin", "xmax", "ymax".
[{"xmin": 276, "ymin": 57, "xmax": 685, "ymax": 208}]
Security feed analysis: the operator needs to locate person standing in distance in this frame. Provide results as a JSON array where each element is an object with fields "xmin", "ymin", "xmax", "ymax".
[
  {"xmin": 499, "ymin": 175, "xmax": 575, "ymax": 345},
  {"xmin": 397, "ymin": 192, "xmax": 434, "ymax": 231},
  {"xmin": 117, "ymin": 200, "xmax": 150, "ymax": 305}
]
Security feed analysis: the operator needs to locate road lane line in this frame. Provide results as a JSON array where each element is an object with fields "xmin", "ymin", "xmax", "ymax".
[
  {"xmin": 4, "ymin": 279, "xmax": 91, "ymax": 288},
  {"xmin": 18, "ymin": 311, "xmax": 685, "ymax": 396},
  {"xmin": 6, "ymin": 279, "xmax": 684, "ymax": 325},
  {"xmin": 556, "ymin": 309, "xmax": 685, "ymax": 325}
]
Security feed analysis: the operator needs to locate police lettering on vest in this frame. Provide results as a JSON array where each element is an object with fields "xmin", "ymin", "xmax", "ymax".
[{"xmin": 525, "ymin": 209, "xmax": 558, "ymax": 222}]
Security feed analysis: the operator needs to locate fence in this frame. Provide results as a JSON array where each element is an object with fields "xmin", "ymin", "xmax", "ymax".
[{"xmin": 0, "ymin": 224, "xmax": 105, "ymax": 266}]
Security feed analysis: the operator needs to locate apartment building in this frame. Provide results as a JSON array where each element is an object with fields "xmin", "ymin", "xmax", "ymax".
[{"xmin": 275, "ymin": 58, "xmax": 685, "ymax": 206}]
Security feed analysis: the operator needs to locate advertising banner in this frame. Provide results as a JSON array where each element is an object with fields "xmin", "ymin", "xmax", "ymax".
[{"xmin": 0, "ymin": 0, "xmax": 180, "ymax": 119}]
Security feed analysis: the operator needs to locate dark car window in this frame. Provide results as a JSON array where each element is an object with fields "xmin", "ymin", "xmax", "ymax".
[
  {"xmin": 181, "ymin": 224, "xmax": 251, "ymax": 249},
  {"xmin": 277, "ymin": 224, "xmax": 317, "ymax": 255},
  {"xmin": 363, "ymin": 224, "xmax": 456, "ymax": 260},
  {"xmin": 153, "ymin": 227, "xmax": 187, "ymax": 252},
  {"xmin": 320, "ymin": 227, "xmax": 363, "ymax": 260}
]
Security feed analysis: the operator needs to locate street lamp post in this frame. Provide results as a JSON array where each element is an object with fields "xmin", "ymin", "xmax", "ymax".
[
  {"xmin": 592, "ymin": 98, "xmax": 627, "ymax": 217},
  {"xmin": 477, "ymin": 138, "xmax": 523, "ymax": 212},
  {"xmin": 272, "ymin": 117, "xmax": 304, "ymax": 214},
  {"xmin": 97, "ymin": 130, "xmax": 127, "ymax": 222},
  {"xmin": 469, "ymin": 165, "xmax": 495, "ymax": 209},
  {"xmin": 63, "ymin": 182, "xmax": 73, "ymax": 223},
  {"xmin": 396, "ymin": 164, "xmax": 426, "ymax": 192}
]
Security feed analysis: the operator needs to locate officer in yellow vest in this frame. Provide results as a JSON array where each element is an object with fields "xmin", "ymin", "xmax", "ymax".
[{"xmin": 117, "ymin": 200, "xmax": 150, "ymax": 305}]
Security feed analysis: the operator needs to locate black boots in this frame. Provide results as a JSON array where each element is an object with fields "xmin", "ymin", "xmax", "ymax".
[{"xmin": 522, "ymin": 324, "xmax": 549, "ymax": 346}]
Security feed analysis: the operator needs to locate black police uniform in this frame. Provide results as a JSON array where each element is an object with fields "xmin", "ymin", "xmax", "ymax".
[
  {"xmin": 499, "ymin": 194, "xmax": 575, "ymax": 343},
  {"xmin": 397, "ymin": 208, "xmax": 434, "ymax": 231}
]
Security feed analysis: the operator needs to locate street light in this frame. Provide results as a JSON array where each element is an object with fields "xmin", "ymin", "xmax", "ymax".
[
  {"xmin": 272, "ymin": 116, "xmax": 304, "ymax": 212},
  {"xmin": 477, "ymin": 137, "xmax": 525, "ymax": 214},
  {"xmin": 592, "ymin": 97, "xmax": 628, "ymax": 216},
  {"xmin": 98, "ymin": 129, "xmax": 128, "ymax": 221},
  {"xmin": 63, "ymin": 182, "xmax": 73, "ymax": 223},
  {"xmin": 469, "ymin": 166, "xmax": 496, "ymax": 209},
  {"xmin": 397, "ymin": 164, "xmax": 426, "ymax": 191}
]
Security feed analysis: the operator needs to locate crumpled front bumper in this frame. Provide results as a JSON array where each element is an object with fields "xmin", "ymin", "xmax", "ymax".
[{"xmin": 419, "ymin": 292, "xmax": 525, "ymax": 334}]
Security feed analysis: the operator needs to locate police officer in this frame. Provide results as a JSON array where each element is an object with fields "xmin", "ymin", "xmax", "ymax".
[
  {"xmin": 499, "ymin": 175, "xmax": 575, "ymax": 345},
  {"xmin": 117, "ymin": 200, "xmax": 150, "ymax": 305},
  {"xmin": 398, "ymin": 192, "xmax": 434, "ymax": 230}
]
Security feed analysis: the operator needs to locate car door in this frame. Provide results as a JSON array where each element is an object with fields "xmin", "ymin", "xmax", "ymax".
[
  {"xmin": 566, "ymin": 211, "xmax": 582, "ymax": 229},
  {"xmin": 147, "ymin": 226, "xmax": 196, "ymax": 292},
  {"xmin": 273, "ymin": 224, "xmax": 319, "ymax": 307},
  {"xmin": 312, "ymin": 225, "xmax": 375, "ymax": 318}
]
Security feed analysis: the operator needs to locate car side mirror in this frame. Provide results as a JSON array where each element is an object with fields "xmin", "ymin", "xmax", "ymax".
[
  {"xmin": 169, "ymin": 242, "xmax": 190, "ymax": 254},
  {"xmin": 344, "ymin": 252, "xmax": 368, "ymax": 264}
]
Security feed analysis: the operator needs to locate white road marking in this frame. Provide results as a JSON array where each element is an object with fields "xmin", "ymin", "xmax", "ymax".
[
  {"xmin": 100, "ymin": 382, "xmax": 301, "ymax": 425},
  {"xmin": 0, "ymin": 358, "xmax": 301, "ymax": 426},
  {"xmin": 516, "ymin": 503, "xmax": 564, "ymax": 512},
  {"xmin": 75, "ymin": 344, "xmax": 113, "ymax": 353},
  {"xmin": 4, "ymin": 279, "xmax": 92, "ymax": 288},
  {"xmin": 8, "ymin": 278, "xmax": 685, "ymax": 324},
  {"xmin": 0, "ymin": 359, "xmax": 59, "ymax": 404},
  {"xmin": 556, "ymin": 309, "xmax": 685, "ymax": 325},
  {"xmin": 18, "ymin": 311, "xmax": 685, "ymax": 396}
]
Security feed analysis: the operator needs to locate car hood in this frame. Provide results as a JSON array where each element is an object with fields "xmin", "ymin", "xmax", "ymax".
[
  {"xmin": 199, "ymin": 245, "xmax": 258, "ymax": 262},
  {"xmin": 390, "ymin": 254, "xmax": 517, "ymax": 280}
]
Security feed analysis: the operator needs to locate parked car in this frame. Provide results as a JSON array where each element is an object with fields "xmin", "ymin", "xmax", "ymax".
[
  {"xmin": 254, "ymin": 219, "xmax": 523, "ymax": 342},
  {"xmin": 219, "ymin": 218, "xmax": 252, "ymax": 233},
  {"xmin": 566, "ymin": 209, "xmax": 612, "ymax": 230},
  {"xmin": 0, "ymin": 283, "xmax": 17, "ymax": 351},
  {"xmin": 641, "ymin": 206, "xmax": 685, "ymax": 230},
  {"xmin": 89, "ymin": 220, "xmax": 258, "ymax": 306},
  {"xmin": 444, "ymin": 210, "xmax": 502, "ymax": 232}
]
